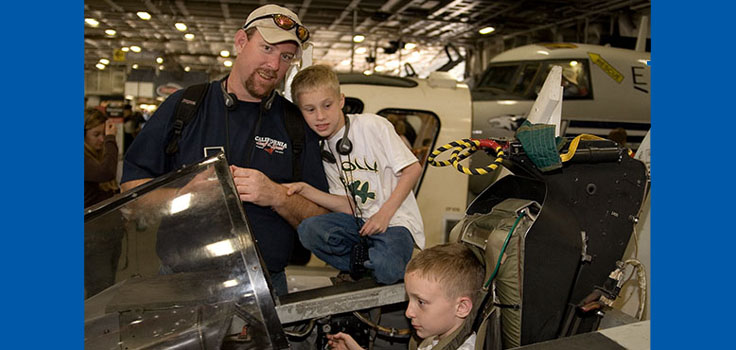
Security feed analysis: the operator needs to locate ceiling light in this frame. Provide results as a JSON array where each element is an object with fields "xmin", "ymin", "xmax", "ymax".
[
  {"xmin": 85, "ymin": 18, "xmax": 99, "ymax": 27},
  {"xmin": 224, "ymin": 60, "xmax": 233, "ymax": 67},
  {"xmin": 404, "ymin": 43, "xmax": 417, "ymax": 50},
  {"xmin": 130, "ymin": 45, "xmax": 141, "ymax": 53},
  {"xmin": 175, "ymin": 22, "xmax": 188, "ymax": 31},
  {"xmin": 156, "ymin": 57, "xmax": 164, "ymax": 64},
  {"xmin": 536, "ymin": 50, "xmax": 550, "ymax": 55},
  {"xmin": 479, "ymin": 26, "xmax": 495, "ymax": 35},
  {"xmin": 132, "ymin": 64, "xmax": 139, "ymax": 69},
  {"xmin": 184, "ymin": 33, "xmax": 195, "ymax": 41},
  {"xmin": 355, "ymin": 47, "xmax": 367, "ymax": 54},
  {"xmin": 184, "ymin": 66, "xmax": 191, "ymax": 72},
  {"xmin": 121, "ymin": 47, "xmax": 130, "ymax": 52},
  {"xmin": 220, "ymin": 50, "xmax": 230, "ymax": 58},
  {"xmin": 104, "ymin": 29, "xmax": 116, "ymax": 36},
  {"xmin": 374, "ymin": 65, "xmax": 385, "ymax": 72},
  {"xmin": 136, "ymin": 11, "xmax": 151, "ymax": 20},
  {"xmin": 159, "ymin": 65, "xmax": 165, "ymax": 70},
  {"xmin": 363, "ymin": 70, "xmax": 373, "ymax": 76},
  {"xmin": 353, "ymin": 34, "xmax": 365, "ymax": 43},
  {"xmin": 99, "ymin": 58, "xmax": 110, "ymax": 65},
  {"xmin": 570, "ymin": 61, "xmax": 578, "ymax": 66},
  {"xmin": 95, "ymin": 63, "xmax": 106, "ymax": 70}
]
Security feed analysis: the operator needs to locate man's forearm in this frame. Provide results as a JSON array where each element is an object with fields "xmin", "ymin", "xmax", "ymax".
[
  {"xmin": 272, "ymin": 192, "xmax": 330, "ymax": 228},
  {"xmin": 120, "ymin": 178, "xmax": 152, "ymax": 193}
]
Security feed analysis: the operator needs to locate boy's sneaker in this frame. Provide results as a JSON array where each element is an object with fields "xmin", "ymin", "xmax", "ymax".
[{"xmin": 331, "ymin": 271, "xmax": 356, "ymax": 285}]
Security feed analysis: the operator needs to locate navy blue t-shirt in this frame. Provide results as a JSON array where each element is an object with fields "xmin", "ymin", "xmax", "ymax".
[{"xmin": 122, "ymin": 80, "xmax": 328, "ymax": 273}]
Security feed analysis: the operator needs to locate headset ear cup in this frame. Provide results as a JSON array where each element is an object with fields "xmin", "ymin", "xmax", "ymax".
[
  {"xmin": 336, "ymin": 114, "xmax": 352, "ymax": 155},
  {"xmin": 337, "ymin": 138, "xmax": 353, "ymax": 155},
  {"xmin": 226, "ymin": 93, "xmax": 238, "ymax": 110},
  {"xmin": 221, "ymin": 78, "xmax": 237, "ymax": 110},
  {"xmin": 321, "ymin": 150, "xmax": 336, "ymax": 163}
]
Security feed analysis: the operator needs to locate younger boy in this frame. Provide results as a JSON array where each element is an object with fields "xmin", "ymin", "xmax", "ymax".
[
  {"xmin": 287, "ymin": 64, "xmax": 425, "ymax": 284},
  {"xmin": 327, "ymin": 243, "xmax": 486, "ymax": 350}
]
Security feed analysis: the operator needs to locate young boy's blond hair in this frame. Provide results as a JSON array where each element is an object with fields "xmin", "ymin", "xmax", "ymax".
[
  {"xmin": 291, "ymin": 64, "xmax": 341, "ymax": 105},
  {"xmin": 405, "ymin": 243, "xmax": 485, "ymax": 302}
]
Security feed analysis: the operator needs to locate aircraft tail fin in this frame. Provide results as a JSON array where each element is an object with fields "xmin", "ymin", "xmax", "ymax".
[
  {"xmin": 635, "ymin": 16, "xmax": 649, "ymax": 52},
  {"xmin": 526, "ymin": 65, "xmax": 563, "ymax": 137}
]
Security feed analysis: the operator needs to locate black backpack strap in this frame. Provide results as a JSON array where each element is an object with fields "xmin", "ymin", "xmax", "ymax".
[
  {"xmin": 165, "ymin": 82, "xmax": 210, "ymax": 156},
  {"xmin": 282, "ymin": 99, "xmax": 305, "ymax": 181}
]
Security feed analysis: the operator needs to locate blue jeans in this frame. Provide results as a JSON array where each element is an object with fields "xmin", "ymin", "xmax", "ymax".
[{"xmin": 298, "ymin": 212, "xmax": 414, "ymax": 284}]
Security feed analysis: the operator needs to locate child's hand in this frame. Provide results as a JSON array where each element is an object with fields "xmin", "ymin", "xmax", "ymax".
[
  {"xmin": 327, "ymin": 332, "xmax": 364, "ymax": 350},
  {"xmin": 282, "ymin": 182, "xmax": 307, "ymax": 196},
  {"xmin": 359, "ymin": 209, "xmax": 391, "ymax": 236}
]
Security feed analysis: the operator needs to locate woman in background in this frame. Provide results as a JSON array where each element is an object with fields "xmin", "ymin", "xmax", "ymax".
[
  {"xmin": 84, "ymin": 108, "xmax": 123, "ymax": 298},
  {"xmin": 84, "ymin": 108, "xmax": 119, "ymax": 207}
]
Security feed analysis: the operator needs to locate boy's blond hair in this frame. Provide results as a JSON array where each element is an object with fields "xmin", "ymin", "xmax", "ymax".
[
  {"xmin": 405, "ymin": 243, "xmax": 485, "ymax": 302},
  {"xmin": 291, "ymin": 64, "xmax": 341, "ymax": 105}
]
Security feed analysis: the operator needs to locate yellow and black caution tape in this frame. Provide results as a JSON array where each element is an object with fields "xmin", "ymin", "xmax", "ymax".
[
  {"xmin": 559, "ymin": 134, "xmax": 606, "ymax": 162},
  {"xmin": 428, "ymin": 138, "xmax": 505, "ymax": 176},
  {"xmin": 427, "ymin": 139, "xmax": 476, "ymax": 167}
]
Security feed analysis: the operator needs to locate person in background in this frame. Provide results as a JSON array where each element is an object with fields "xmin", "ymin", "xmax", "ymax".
[
  {"xmin": 327, "ymin": 243, "xmax": 485, "ymax": 350},
  {"xmin": 120, "ymin": 4, "xmax": 329, "ymax": 296},
  {"xmin": 122, "ymin": 104, "xmax": 144, "ymax": 152},
  {"xmin": 85, "ymin": 108, "xmax": 119, "ymax": 208},
  {"xmin": 84, "ymin": 108, "xmax": 124, "ymax": 297},
  {"xmin": 287, "ymin": 64, "xmax": 424, "ymax": 285},
  {"xmin": 608, "ymin": 127, "xmax": 628, "ymax": 148}
]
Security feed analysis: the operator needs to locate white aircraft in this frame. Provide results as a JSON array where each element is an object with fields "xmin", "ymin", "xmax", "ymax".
[
  {"xmin": 469, "ymin": 42, "xmax": 650, "ymax": 195},
  {"xmin": 472, "ymin": 42, "xmax": 650, "ymax": 143}
]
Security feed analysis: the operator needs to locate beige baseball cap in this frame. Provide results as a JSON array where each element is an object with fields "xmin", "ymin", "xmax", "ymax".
[{"xmin": 243, "ymin": 5, "xmax": 309, "ymax": 48}]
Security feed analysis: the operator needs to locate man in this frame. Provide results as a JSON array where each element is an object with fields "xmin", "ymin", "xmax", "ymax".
[{"xmin": 121, "ymin": 4, "xmax": 329, "ymax": 296}]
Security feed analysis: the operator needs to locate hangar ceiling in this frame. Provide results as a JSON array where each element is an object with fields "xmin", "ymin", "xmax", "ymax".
[{"xmin": 84, "ymin": 0, "xmax": 650, "ymax": 80}]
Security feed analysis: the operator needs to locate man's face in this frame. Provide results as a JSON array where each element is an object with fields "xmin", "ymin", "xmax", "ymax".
[
  {"xmin": 234, "ymin": 30, "xmax": 297, "ymax": 100},
  {"xmin": 404, "ymin": 271, "xmax": 464, "ymax": 340},
  {"xmin": 295, "ymin": 86, "xmax": 345, "ymax": 139}
]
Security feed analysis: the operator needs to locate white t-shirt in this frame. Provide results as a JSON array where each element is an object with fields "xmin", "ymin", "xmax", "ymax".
[
  {"xmin": 418, "ymin": 333, "xmax": 476, "ymax": 350},
  {"xmin": 323, "ymin": 113, "xmax": 425, "ymax": 249}
]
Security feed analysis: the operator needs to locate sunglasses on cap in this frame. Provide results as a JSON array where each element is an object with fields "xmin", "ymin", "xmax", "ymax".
[{"xmin": 243, "ymin": 14, "xmax": 310, "ymax": 43}]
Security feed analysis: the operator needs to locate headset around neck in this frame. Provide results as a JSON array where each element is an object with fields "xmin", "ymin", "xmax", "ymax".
[
  {"xmin": 220, "ymin": 75, "xmax": 277, "ymax": 111},
  {"xmin": 321, "ymin": 114, "xmax": 353, "ymax": 163},
  {"xmin": 220, "ymin": 75, "xmax": 277, "ymax": 163}
]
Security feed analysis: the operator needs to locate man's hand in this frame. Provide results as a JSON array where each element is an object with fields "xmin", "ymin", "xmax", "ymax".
[
  {"xmin": 359, "ymin": 208, "xmax": 391, "ymax": 236},
  {"xmin": 230, "ymin": 165, "xmax": 286, "ymax": 207},
  {"xmin": 327, "ymin": 332, "xmax": 364, "ymax": 350}
]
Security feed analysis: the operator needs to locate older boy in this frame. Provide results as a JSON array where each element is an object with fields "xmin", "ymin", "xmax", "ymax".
[
  {"xmin": 327, "ymin": 243, "xmax": 486, "ymax": 350},
  {"xmin": 287, "ymin": 64, "xmax": 425, "ymax": 284}
]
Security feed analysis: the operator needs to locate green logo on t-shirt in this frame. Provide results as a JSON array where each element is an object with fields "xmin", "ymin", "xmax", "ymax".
[{"xmin": 348, "ymin": 180, "xmax": 375, "ymax": 204}]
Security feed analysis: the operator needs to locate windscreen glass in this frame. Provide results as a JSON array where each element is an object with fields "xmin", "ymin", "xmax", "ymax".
[{"xmin": 84, "ymin": 154, "xmax": 287, "ymax": 350}]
